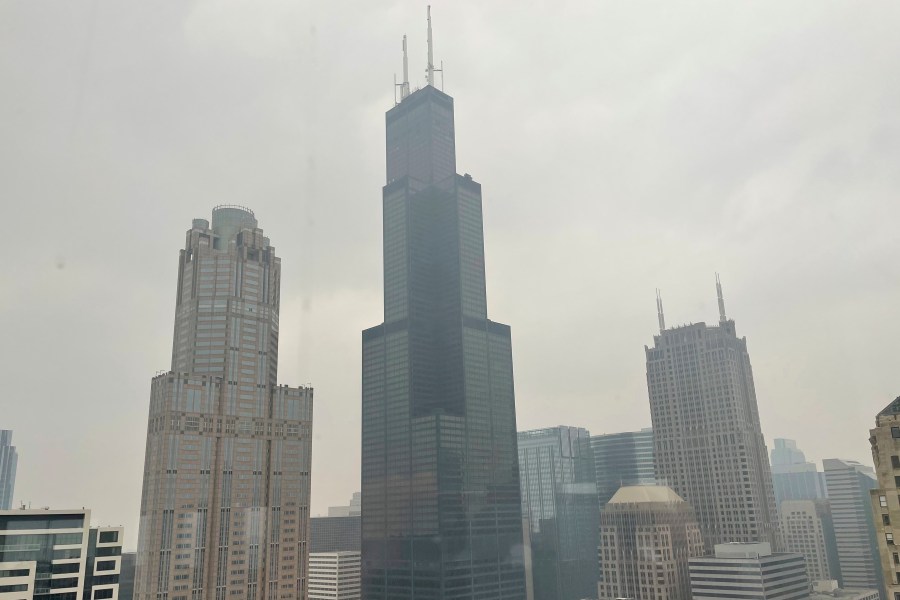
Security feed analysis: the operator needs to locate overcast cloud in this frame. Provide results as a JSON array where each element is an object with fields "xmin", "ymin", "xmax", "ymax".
[{"xmin": 2, "ymin": 0, "xmax": 900, "ymax": 548}]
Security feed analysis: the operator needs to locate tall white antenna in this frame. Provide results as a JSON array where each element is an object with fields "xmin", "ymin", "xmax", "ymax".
[
  {"xmin": 401, "ymin": 35, "xmax": 410, "ymax": 99},
  {"xmin": 656, "ymin": 289, "xmax": 666, "ymax": 332},
  {"xmin": 426, "ymin": 5, "xmax": 435, "ymax": 87},
  {"xmin": 715, "ymin": 273, "xmax": 727, "ymax": 323}
]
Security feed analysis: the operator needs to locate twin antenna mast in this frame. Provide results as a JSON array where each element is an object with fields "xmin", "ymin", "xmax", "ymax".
[
  {"xmin": 395, "ymin": 5, "xmax": 444, "ymax": 105},
  {"xmin": 655, "ymin": 274, "xmax": 728, "ymax": 333}
]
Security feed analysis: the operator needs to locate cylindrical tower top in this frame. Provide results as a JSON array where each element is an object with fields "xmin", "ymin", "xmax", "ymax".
[{"xmin": 212, "ymin": 205, "xmax": 257, "ymax": 246}]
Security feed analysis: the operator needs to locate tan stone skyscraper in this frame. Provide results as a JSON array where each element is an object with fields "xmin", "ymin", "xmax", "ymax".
[
  {"xmin": 646, "ymin": 279, "xmax": 779, "ymax": 550},
  {"xmin": 136, "ymin": 206, "xmax": 313, "ymax": 600},
  {"xmin": 597, "ymin": 485, "xmax": 705, "ymax": 600},
  {"xmin": 868, "ymin": 397, "xmax": 900, "ymax": 600}
]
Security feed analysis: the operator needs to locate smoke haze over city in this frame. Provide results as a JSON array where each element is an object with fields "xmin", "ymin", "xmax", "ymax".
[{"xmin": 3, "ymin": 0, "xmax": 900, "ymax": 551}]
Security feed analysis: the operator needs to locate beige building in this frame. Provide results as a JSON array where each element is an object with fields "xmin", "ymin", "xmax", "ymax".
[
  {"xmin": 597, "ymin": 485, "xmax": 705, "ymax": 600},
  {"xmin": 780, "ymin": 500, "xmax": 837, "ymax": 586},
  {"xmin": 646, "ymin": 281, "xmax": 780, "ymax": 550},
  {"xmin": 869, "ymin": 396, "xmax": 900, "ymax": 600},
  {"xmin": 135, "ymin": 206, "xmax": 314, "ymax": 600}
]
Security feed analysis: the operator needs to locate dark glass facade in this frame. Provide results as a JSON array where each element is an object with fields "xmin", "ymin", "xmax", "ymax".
[
  {"xmin": 518, "ymin": 427, "xmax": 599, "ymax": 600},
  {"xmin": 311, "ymin": 516, "xmax": 361, "ymax": 553},
  {"xmin": 362, "ymin": 86, "xmax": 527, "ymax": 600},
  {"xmin": 591, "ymin": 428, "xmax": 656, "ymax": 509}
]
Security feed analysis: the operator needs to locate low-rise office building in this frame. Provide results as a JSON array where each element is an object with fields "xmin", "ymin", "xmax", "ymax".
[
  {"xmin": 810, "ymin": 579, "xmax": 879, "ymax": 600},
  {"xmin": 690, "ymin": 542, "xmax": 809, "ymax": 600},
  {"xmin": 309, "ymin": 552, "xmax": 361, "ymax": 600},
  {"xmin": 0, "ymin": 508, "xmax": 123, "ymax": 600}
]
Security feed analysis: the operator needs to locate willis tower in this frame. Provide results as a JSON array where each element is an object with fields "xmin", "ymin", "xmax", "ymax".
[{"xmin": 361, "ymin": 9, "xmax": 528, "ymax": 600}]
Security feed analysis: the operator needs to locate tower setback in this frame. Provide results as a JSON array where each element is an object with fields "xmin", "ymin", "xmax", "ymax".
[
  {"xmin": 136, "ymin": 206, "xmax": 313, "ymax": 600},
  {"xmin": 361, "ymin": 42, "xmax": 527, "ymax": 600}
]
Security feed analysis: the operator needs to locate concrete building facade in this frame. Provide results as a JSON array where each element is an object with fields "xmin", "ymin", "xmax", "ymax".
[
  {"xmin": 327, "ymin": 493, "xmax": 360, "ymax": 518},
  {"xmin": 597, "ymin": 485, "xmax": 704, "ymax": 600},
  {"xmin": 135, "ymin": 206, "xmax": 314, "ymax": 600},
  {"xmin": 517, "ymin": 426, "xmax": 598, "ymax": 600},
  {"xmin": 824, "ymin": 458, "xmax": 882, "ymax": 598},
  {"xmin": 0, "ymin": 508, "xmax": 123, "ymax": 600},
  {"xmin": 689, "ymin": 542, "xmax": 809, "ymax": 600},
  {"xmin": 645, "ymin": 282, "xmax": 779, "ymax": 550},
  {"xmin": 308, "ymin": 552, "xmax": 361, "ymax": 600},
  {"xmin": 869, "ymin": 397, "xmax": 900, "ymax": 600},
  {"xmin": 780, "ymin": 500, "xmax": 839, "ymax": 585},
  {"xmin": 810, "ymin": 580, "xmax": 880, "ymax": 600}
]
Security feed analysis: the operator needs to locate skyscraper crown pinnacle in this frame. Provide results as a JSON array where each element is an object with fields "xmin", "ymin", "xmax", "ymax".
[{"xmin": 394, "ymin": 6, "xmax": 443, "ymax": 104}]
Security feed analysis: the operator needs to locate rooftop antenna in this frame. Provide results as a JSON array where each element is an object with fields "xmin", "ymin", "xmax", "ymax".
[
  {"xmin": 656, "ymin": 289, "xmax": 666, "ymax": 332},
  {"xmin": 401, "ymin": 35, "xmax": 410, "ymax": 99},
  {"xmin": 426, "ymin": 6, "xmax": 442, "ymax": 88},
  {"xmin": 715, "ymin": 273, "xmax": 727, "ymax": 323},
  {"xmin": 394, "ymin": 35, "xmax": 411, "ymax": 104}
]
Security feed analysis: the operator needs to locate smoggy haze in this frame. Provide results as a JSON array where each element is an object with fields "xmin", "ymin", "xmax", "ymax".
[{"xmin": 2, "ymin": 0, "xmax": 900, "ymax": 548}]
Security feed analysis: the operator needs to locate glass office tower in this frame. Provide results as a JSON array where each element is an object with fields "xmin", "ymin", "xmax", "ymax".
[
  {"xmin": 361, "ymin": 84, "xmax": 527, "ymax": 600},
  {"xmin": 518, "ymin": 427, "xmax": 598, "ymax": 600}
]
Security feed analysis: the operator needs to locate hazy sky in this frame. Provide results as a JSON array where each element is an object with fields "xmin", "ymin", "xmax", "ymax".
[{"xmin": 3, "ymin": 0, "xmax": 900, "ymax": 548}]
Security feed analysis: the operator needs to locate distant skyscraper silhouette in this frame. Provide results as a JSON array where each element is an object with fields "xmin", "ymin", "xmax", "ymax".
[
  {"xmin": 823, "ymin": 458, "xmax": 882, "ymax": 597},
  {"xmin": 645, "ymin": 280, "xmax": 779, "ymax": 550},
  {"xmin": 135, "ymin": 206, "xmax": 313, "ymax": 600},
  {"xmin": 771, "ymin": 438, "xmax": 828, "ymax": 504},
  {"xmin": 518, "ymin": 426, "xmax": 598, "ymax": 600},
  {"xmin": 361, "ymin": 14, "xmax": 527, "ymax": 600},
  {"xmin": 0, "ymin": 430, "xmax": 17, "ymax": 510},
  {"xmin": 591, "ymin": 427, "xmax": 656, "ymax": 509}
]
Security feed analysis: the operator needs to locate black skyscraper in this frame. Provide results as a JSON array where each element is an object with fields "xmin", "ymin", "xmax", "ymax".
[{"xmin": 361, "ymin": 78, "xmax": 527, "ymax": 599}]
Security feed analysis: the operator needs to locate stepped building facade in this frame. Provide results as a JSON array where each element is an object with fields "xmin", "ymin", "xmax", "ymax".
[{"xmin": 136, "ymin": 206, "xmax": 314, "ymax": 600}]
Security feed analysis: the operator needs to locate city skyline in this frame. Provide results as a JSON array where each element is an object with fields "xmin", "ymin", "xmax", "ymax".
[{"xmin": 4, "ymin": 1, "xmax": 900, "ymax": 548}]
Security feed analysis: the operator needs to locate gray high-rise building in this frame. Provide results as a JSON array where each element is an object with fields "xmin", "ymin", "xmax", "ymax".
[
  {"xmin": 328, "ymin": 492, "xmax": 361, "ymax": 517},
  {"xmin": 0, "ymin": 430, "xmax": 17, "ymax": 510},
  {"xmin": 823, "ymin": 458, "xmax": 882, "ymax": 598},
  {"xmin": 361, "ymin": 20, "xmax": 527, "ymax": 600},
  {"xmin": 135, "ymin": 206, "xmax": 314, "ymax": 600},
  {"xmin": 645, "ymin": 280, "xmax": 779, "ymax": 550},
  {"xmin": 772, "ymin": 439, "xmax": 828, "ymax": 504},
  {"xmin": 518, "ymin": 426, "xmax": 598, "ymax": 600},
  {"xmin": 780, "ymin": 500, "xmax": 840, "ymax": 585},
  {"xmin": 591, "ymin": 428, "xmax": 655, "ymax": 509}
]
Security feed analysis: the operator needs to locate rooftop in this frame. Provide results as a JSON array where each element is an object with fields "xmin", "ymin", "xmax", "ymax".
[
  {"xmin": 878, "ymin": 396, "xmax": 900, "ymax": 417},
  {"xmin": 608, "ymin": 485, "xmax": 685, "ymax": 504}
]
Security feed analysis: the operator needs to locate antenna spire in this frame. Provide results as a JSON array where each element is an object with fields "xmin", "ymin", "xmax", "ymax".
[
  {"xmin": 656, "ymin": 289, "xmax": 666, "ymax": 332},
  {"xmin": 715, "ymin": 273, "xmax": 727, "ymax": 323},
  {"xmin": 426, "ymin": 6, "xmax": 435, "ymax": 87},
  {"xmin": 401, "ymin": 35, "xmax": 410, "ymax": 100}
]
